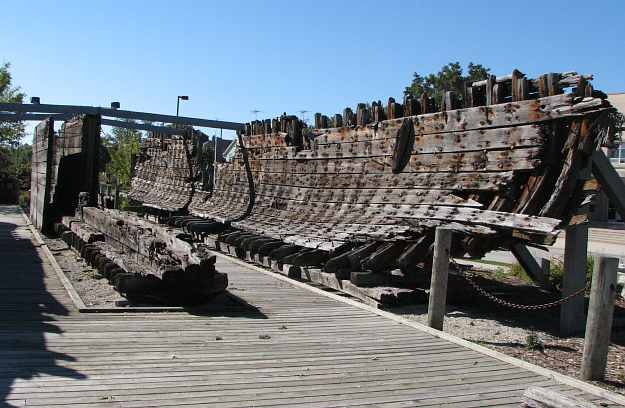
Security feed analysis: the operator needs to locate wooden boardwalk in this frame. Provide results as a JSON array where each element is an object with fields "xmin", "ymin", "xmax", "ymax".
[{"xmin": 0, "ymin": 205, "xmax": 623, "ymax": 408}]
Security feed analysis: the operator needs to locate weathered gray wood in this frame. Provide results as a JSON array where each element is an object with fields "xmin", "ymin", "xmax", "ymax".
[
  {"xmin": 511, "ymin": 242, "xmax": 552, "ymax": 290},
  {"xmin": 592, "ymin": 149, "xmax": 625, "ymax": 220},
  {"xmin": 427, "ymin": 227, "xmax": 453, "ymax": 330},
  {"xmin": 522, "ymin": 386, "xmax": 600, "ymax": 408},
  {"xmin": 581, "ymin": 256, "xmax": 619, "ymax": 380},
  {"xmin": 541, "ymin": 258, "xmax": 551, "ymax": 281},
  {"xmin": 1, "ymin": 204, "xmax": 625, "ymax": 408},
  {"xmin": 29, "ymin": 119, "xmax": 55, "ymax": 232},
  {"xmin": 560, "ymin": 224, "xmax": 589, "ymax": 336},
  {"xmin": 0, "ymin": 102, "xmax": 244, "ymax": 130}
]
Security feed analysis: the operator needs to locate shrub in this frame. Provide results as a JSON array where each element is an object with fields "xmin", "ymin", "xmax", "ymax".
[
  {"xmin": 18, "ymin": 190, "xmax": 29, "ymax": 209},
  {"xmin": 547, "ymin": 256, "xmax": 594, "ymax": 290},
  {"xmin": 525, "ymin": 333, "xmax": 544, "ymax": 352}
]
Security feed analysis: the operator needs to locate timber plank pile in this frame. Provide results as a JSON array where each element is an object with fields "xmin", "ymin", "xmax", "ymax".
[
  {"xmin": 128, "ymin": 69, "xmax": 617, "ymax": 305},
  {"xmin": 54, "ymin": 205, "xmax": 227, "ymax": 303}
]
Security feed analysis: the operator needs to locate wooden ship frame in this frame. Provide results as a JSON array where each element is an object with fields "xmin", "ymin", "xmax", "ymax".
[
  {"xmin": 126, "ymin": 69, "xmax": 620, "ymax": 305},
  {"xmin": 9, "ymin": 68, "xmax": 624, "ymax": 307}
]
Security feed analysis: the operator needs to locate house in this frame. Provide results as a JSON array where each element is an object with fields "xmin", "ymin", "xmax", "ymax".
[{"xmin": 600, "ymin": 93, "xmax": 625, "ymax": 222}]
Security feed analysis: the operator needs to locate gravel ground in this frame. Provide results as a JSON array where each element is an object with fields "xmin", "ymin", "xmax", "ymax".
[
  {"xmin": 44, "ymin": 236, "xmax": 123, "ymax": 307},
  {"xmin": 392, "ymin": 270, "xmax": 625, "ymax": 396}
]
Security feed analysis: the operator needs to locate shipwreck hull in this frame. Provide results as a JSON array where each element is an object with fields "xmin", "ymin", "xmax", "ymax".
[{"xmin": 129, "ymin": 70, "xmax": 616, "ymax": 293}]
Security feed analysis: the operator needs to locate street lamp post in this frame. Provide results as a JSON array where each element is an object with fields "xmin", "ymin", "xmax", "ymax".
[{"xmin": 176, "ymin": 95, "xmax": 189, "ymax": 117}]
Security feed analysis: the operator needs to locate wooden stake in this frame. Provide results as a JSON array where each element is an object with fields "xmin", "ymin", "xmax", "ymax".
[
  {"xmin": 581, "ymin": 256, "xmax": 618, "ymax": 380},
  {"xmin": 541, "ymin": 258, "xmax": 551, "ymax": 280},
  {"xmin": 560, "ymin": 223, "xmax": 588, "ymax": 336},
  {"xmin": 427, "ymin": 227, "xmax": 452, "ymax": 331},
  {"xmin": 511, "ymin": 242, "xmax": 552, "ymax": 290}
]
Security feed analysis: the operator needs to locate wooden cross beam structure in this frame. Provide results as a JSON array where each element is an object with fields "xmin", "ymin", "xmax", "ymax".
[
  {"xmin": 0, "ymin": 113, "xmax": 191, "ymax": 136},
  {"xmin": 0, "ymin": 102, "xmax": 245, "ymax": 131}
]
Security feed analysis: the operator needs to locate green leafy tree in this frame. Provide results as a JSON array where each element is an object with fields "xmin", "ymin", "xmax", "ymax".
[
  {"xmin": 404, "ymin": 62, "xmax": 490, "ymax": 106},
  {"xmin": 103, "ymin": 124, "xmax": 142, "ymax": 188},
  {"xmin": 0, "ymin": 62, "xmax": 26, "ymax": 146},
  {"xmin": 0, "ymin": 143, "xmax": 31, "ymax": 204}
]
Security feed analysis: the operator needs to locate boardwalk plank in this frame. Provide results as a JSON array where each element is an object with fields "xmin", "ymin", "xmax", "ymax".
[{"xmin": 0, "ymin": 205, "xmax": 622, "ymax": 408}]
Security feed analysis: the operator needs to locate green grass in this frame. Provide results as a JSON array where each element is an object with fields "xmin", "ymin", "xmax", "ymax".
[
  {"xmin": 470, "ymin": 254, "xmax": 596, "ymax": 289},
  {"xmin": 510, "ymin": 263, "xmax": 533, "ymax": 283},
  {"xmin": 547, "ymin": 256, "xmax": 594, "ymax": 290}
]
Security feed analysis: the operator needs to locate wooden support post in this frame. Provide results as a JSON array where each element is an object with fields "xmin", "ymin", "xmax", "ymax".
[
  {"xmin": 581, "ymin": 256, "xmax": 619, "ymax": 380},
  {"xmin": 560, "ymin": 223, "xmax": 588, "ymax": 336},
  {"xmin": 591, "ymin": 191, "xmax": 609, "ymax": 222},
  {"xmin": 592, "ymin": 149, "xmax": 625, "ymax": 220},
  {"xmin": 510, "ymin": 242, "xmax": 552, "ymax": 290},
  {"xmin": 113, "ymin": 177, "xmax": 119, "ymax": 210},
  {"xmin": 427, "ymin": 227, "xmax": 452, "ymax": 331},
  {"xmin": 541, "ymin": 258, "xmax": 551, "ymax": 279}
]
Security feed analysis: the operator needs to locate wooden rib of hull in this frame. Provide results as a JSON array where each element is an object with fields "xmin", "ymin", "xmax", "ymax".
[{"xmin": 129, "ymin": 72, "xmax": 615, "ymax": 275}]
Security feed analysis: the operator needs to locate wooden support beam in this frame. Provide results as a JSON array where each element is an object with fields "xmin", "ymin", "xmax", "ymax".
[
  {"xmin": 560, "ymin": 223, "xmax": 588, "ymax": 336},
  {"xmin": 0, "ymin": 112, "xmax": 72, "ymax": 121},
  {"xmin": 522, "ymin": 386, "xmax": 600, "ymax": 408},
  {"xmin": 510, "ymin": 242, "xmax": 552, "ymax": 290},
  {"xmin": 541, "ymin": 258, "xmax": 551, "ymax": 279},
  {"xmin": 581, "ymin": 256, "xmax": 619, "ymax": 380},
  {"xmin": 592, "ymin": 149, "xmax": 625, "ymax": 220},
  {"xmin": 0, "ymin": 102, "xmax": 244, "ymax": 130},
  {"xmin": 427, "ymin": 227, "xmax": 452, "ymax": 330}
]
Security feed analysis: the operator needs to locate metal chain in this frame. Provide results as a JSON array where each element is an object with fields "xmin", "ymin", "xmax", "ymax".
[{"xmin": 450, "ymin": 258, "xmax": 588, "ymax": 311}]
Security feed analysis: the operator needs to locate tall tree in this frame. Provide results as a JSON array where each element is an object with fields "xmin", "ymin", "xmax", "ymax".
[
  {"xmin": 0, "ymin": 63, "xmax": 26, "ymax": 146},
  {"xmin": 103, "ymin": 124, "xmax": 142, "ymax": 188},
  {"xmin": 404, "ymin": 62, "xmax": 490, "ymax": 106}
]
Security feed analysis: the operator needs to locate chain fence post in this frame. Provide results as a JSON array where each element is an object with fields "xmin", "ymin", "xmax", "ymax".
[
  {"xmin": 427, "ymin": 227, "xmax": 452, "ymax": 330},
  {"xmin": 581, "ymin": 256, "xmax": 618, "ymax": 380}
]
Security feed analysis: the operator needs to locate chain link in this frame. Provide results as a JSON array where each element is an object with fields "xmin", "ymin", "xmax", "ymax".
[{"xmin": 450, "ymin": 258, "xmax": 588, "ymax": 311}]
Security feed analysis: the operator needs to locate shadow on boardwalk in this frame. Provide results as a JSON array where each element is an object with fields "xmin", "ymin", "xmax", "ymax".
[{"xmin": 0, "ymin": 209, "xmax": 86, "ymax": 407}]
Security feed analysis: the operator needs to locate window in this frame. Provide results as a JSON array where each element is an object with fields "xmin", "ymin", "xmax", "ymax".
[{"xmin": 609, "ymin": 131, "xmax": 625, "ymax": 164}]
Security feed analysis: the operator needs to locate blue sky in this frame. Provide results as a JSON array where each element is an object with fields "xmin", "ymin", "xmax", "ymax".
[{"xmin": 3, "ymin": 0, "xmax": 624, "ymax": 141}]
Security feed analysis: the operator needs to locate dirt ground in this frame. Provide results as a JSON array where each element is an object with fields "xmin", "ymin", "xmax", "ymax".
[{"xmin": 392, "ymin": 269, "xmax": 625, "ymax": 395}]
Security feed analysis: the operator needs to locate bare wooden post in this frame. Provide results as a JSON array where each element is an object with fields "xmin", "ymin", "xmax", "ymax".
[
  {"xmin": 541, "ymin": 258, "xmax": 551, "ymax": 281},
  {"xmin": 511, "ymin": 242, "xmax": 552, "ymax": 290},
  {"xmin": 112, "ymin": 177, "xmax": 119, "ymax": 210},
  {"xmin": 592, "ymin": 149, "xmax": 625, "ymax": 220},
  {"xmin": 581, "ymin": 256, "xmax": 619, "ymax": 380},
  {"xmin": 427, "ymin": 227, "xmax": 452, "ymax": 330},
  {"xmin": 591, "ymin": 191, "xmax": 609, "ymax": 222},
  {"xmin": 560, "ymin": 224, "xmax": 588, "ymax": 336}
]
